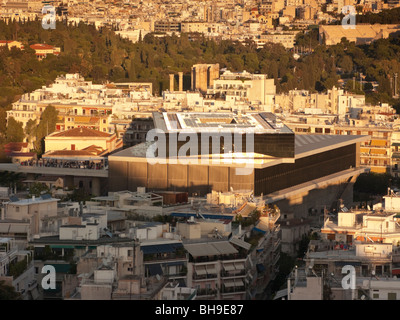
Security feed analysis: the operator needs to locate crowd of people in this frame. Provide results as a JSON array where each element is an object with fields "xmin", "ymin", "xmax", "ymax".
[{"xmin": 19, "ymin": 159, "xmax": 108, "ymax": 170}]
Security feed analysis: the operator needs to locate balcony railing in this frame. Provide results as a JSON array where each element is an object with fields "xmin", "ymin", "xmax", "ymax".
[
  {"xmin": 220, "ymin": 270, "xmax": 246, "ymax": 278},
  {"xmin": 196, "ymin": 288, "xmax": 218, "ymax": 297},
  {"xmin": 193, "ymin": 273, "xmax": 218, "ymax": 281},
  {"xmin": 220, "ymin": 286, "xmax": 246, "ymax": 295}
]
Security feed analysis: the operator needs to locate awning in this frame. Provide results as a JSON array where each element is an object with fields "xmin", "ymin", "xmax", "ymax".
[
  {"xmin": 147, "ymin": 264, "xmax": 163, "ymax": 276},
  {"xmin": 392, "ymin": 268, "xmax": 400, "ymax": 275},
  {"xmin": 46, "ymin": 263, "xmax": 71, "ymax": 273},
  {"xmin": 370, "ymin": 139, "xmax": 387, "ymax": 147},
  {"xmin": 195, "ymin": 266, "xmax": 207, "ymax": 275},
  {"xmin": 223, "ymin": 263, "xmax": 235, "ymax": 271},
  {"xmin": 223, "ymin": 281, "xmax": 235, "ymax": 288},
  {"xmin": 229, "ymin": 237, "xmax": 251, "ymax": 251},
  {"xmin": 235, "ymin": 262, "xmax": 245, "ymax": 270},
  {"xmin": 370, "ymin": 149, "xmax": 386, "ymax": 155},
  {"xmin": 50, "ymin": 245, "xmax": 75, "ymax": 249},
  {"xmin": 234, "ymin": 279, "xmax": 244, "ymax": 286},
  {"xmin": 141, "ymin": 243, "xmax": 184, "ymax": 255},
  {"xmin": 371, "ymin": 167, "xmax": 387, "ymax": 174},
  {"xmin": 206, "ymin": 265, "xmax": 217, "ymax": 274}
]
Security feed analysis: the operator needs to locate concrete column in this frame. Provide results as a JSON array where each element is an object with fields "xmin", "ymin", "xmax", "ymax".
[
  {"xmin": 191, "ymin": 67, "xmax": 195, "ymax": 91},
  {"xmin": 169, "ymin": 74, "xmax": 174, "ymax": 92},
  {"xmin": 91, "ymin": 177, "xmax": 101, "ymax": 196},
  {"xmin": 178, "ymin": 72, "xmax": 183, "ymax": 91}
]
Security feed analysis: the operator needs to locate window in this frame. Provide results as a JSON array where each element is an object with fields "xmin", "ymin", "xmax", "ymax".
[
  {"xmin": 327, "ymin": 233, "xmax": 335, "ymax": 240},
  {"xmin": 16, "ymin": 206, "xmax": 19, "ymax": 213},
  {"xmin": 388, "ymin": 293, "xmax": 397, "ymax": 300}
]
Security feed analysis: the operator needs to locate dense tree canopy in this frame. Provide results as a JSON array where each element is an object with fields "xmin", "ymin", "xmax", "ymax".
[
  {"xmin": 5, "ymin": 117, "xmax": 24, "ymax": 142},
  {"xmin": 0, "ymin": 15, "xmax": 400, "ymax": 151}
]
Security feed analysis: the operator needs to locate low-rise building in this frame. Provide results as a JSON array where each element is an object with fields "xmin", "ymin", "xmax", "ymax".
[{"xmin": 30, "ymin": 43, "xmax": 61, "ymax": 60}]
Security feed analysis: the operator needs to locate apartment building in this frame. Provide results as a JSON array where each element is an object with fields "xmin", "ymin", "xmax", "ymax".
[
  {"xmin": 257, "ymin": 32, "xmax": 298, "ymax": 49},
  {"xmin": 154, "ymin": 21, "xmax": 181, "ymax": 33},
  {"xmin": 3, "ymin": 195, "xmax": 62, "ymax": 239},
  {"xmin": 0, "ymin": 237, "xmax": 38, "ymax": 299},
  {"xmin": 206, "ymin": 69, "xmax": 276, "ymax": 107},
  {"xmin": 321, "ymin": 192, "xmax": 400, "ymax": 245},
  {"xmin": 185, "ymin": 240, "xmax": 248, "ymax": 300},
  {"xmin": 285, "ymin": 114, "xmax": 394, "ymax": 174},
  {"xmin": 6, "ymin": 73, "xmax": 153, "ymax": 135}
]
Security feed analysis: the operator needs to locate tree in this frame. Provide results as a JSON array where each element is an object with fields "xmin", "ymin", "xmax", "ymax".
[
  {"xmin": 28, "ymin": 182, "xmax": 50, "ymax": 197},
  {"xmin": 337, "ymin": 55, "xmax": 353, "ymax": 74},
  {"xmin": 24, "ymin": 118, "xmax": 36, "ymax": 144},
  {"xmin": 0, "ymin": 108, "xmax": 7, "ymax": 137},
  {"xmin": 0, "ymin": 280, "xmax": 21, "ymax": 300},
  {"xmin": 5, "ymin": 116, "xmax": 24, "ymax": 142},
  {"xmin": 34, "ymin": 105, "xmax": 58, "ymax": 153}
]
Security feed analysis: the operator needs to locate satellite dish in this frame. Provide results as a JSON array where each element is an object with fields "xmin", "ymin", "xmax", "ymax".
[{"xmin": 156, "ymin": 274, "xmax": 161, "ymax": 281}]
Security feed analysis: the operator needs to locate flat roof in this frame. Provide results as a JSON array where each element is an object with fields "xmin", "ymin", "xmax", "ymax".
[
  {"xmin": 295, "ymin": 134, "xmax": 369, "ymax": 159},
  {"xmin": 153, "ymin": 111, "xmax": 293, "ymax": 134},
  {"xmin": 7, "ymin": 196, "xmax": 59, "ymax": 206}
]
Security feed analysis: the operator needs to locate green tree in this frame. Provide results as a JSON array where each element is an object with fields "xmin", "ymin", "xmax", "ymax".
[
  {"xmin": 5, "ymin": 116, "xmax": 24, "ymax": 142},
  {"xmin": 28, "ymin": 182, "xmax": 50, "ymax": 197},
  {"xmin": 34, "ymin": 105, "xmax": 58, "ymax": 153},
  {"xmin": 0, "ymin": 108, "xmax": 7, "ymax": 137},
  {"xmin": 24, "ymin": 118, "xmax": 36, "ymax": 144},
  {"xmin": 0, "ymin": 280, "xmax": 21, "ymax": 300}
]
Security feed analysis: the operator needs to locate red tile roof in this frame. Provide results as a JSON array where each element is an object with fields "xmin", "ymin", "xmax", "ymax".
[
  {"xmin": 50, "ymin": 127, "xmax": 112, "ymax": 138},
  {"xmin": 4, "ymin": 142, "xmax": 28, "ymax": 152},
  {"xmin": 30, "ymin": 43, "xmax": 58, "ymax": 50}
]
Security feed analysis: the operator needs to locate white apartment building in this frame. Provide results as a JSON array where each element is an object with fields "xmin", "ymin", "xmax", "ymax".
[
  {"xmin": 321, "ymin": 193, "xmax": 400, "ymax": 245},
  {"xmin": 207, "ymin": 69, "xmax": 276, "ymax": 108}
]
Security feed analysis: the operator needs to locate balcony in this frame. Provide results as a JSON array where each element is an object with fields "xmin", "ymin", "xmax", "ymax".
[
  {"xmin": 143, "ymin": 251, "xmax": 186, "ymax": 263},
  {"xmin": 193, "ymin": 273, "xmax": 218, "ymax": 281},
  {"xmin": 196, "ymin": 288, "xmax": 218, "ymax": 298},
  {"xmin": 220, "ymin": 284, "xmax": 246, "ymax": 295},
  {"xmin": 273, "ymin": 238, "xmax": 281, "ymax": 252},
  {"xmin": 220, "ymin": 269, "xmax": 246, "ymax": 278}
]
